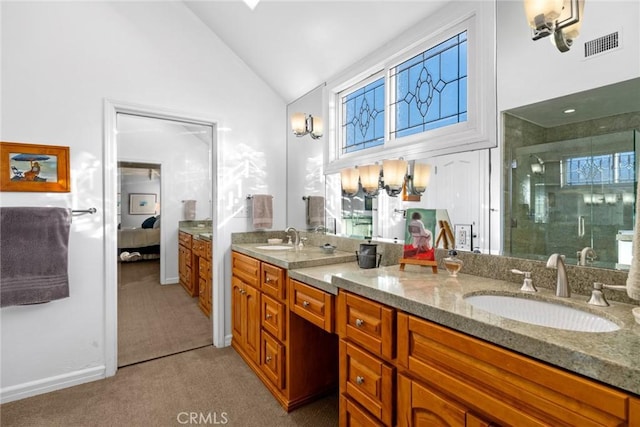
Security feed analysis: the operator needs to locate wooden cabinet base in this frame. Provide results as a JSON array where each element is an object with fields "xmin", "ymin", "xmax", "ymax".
[{"xmin": 232, "ymin": 319, "xmax": 339, "ymax": 412}]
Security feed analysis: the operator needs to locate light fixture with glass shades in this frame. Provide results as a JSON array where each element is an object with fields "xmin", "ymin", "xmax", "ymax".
[
  {"xmin": 340, "ymin": 159, "xmax": 432, "ymax": 199},
  {"xmin": 291, "ymin": 112, "xmax": 323, "ymax": 139},
  {"xmin": 524, "ymin": 0, "xmax": 585, "ymax": 52},
  {"xmin": 340, "ymin": 167, "xmax": 360, "ymax": 197}
]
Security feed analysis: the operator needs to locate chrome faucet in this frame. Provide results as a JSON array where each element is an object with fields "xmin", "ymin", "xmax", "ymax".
[
  {"xmin": 579, "ymin": 247, "xmax": 596, "ymax": 266},
  {"xmin": 546, "ymin": 253, "xmax": 570, "ymax": 297},
  {"xmin": 285, "ymin": 226, "xmax": 299, "ymax": 247}
]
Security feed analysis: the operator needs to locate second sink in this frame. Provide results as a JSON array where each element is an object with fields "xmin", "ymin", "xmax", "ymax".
[{"xmin": 464, "ymin": 294, "xmax": 621, "ymax": 333}]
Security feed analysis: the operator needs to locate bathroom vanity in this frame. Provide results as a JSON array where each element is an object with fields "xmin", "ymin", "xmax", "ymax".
[{"xmin": 230, "ymin": 236, "xmax": 640, "ymax": 426}]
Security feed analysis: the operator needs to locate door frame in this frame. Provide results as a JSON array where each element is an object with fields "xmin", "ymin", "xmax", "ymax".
[{"xmin": 104, "ymin": 99, "xmax": 222, "ymax": 376}]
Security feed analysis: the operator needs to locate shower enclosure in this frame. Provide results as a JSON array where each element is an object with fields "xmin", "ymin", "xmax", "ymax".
[{"xmin": 508, "ymin": 129, "xmax": 639, "ymax": 269}]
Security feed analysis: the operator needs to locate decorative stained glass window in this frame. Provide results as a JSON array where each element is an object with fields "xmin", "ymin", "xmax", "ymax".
[
  {"xmin": 341, "ymin": 77, "xmax": 385, "ymax": 154},
  {"xmin": 390, "ymin": 31, "xmax": 467, "ymax": 139},
  {"xmin": 565, "ymin": 152, "xmax": 635, "ymax": 185}
]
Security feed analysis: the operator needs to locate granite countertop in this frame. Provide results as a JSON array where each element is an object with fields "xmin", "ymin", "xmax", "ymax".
[
  {"xmin": 231, "ymin": 243, "xmax": 357, "ymax": 270},
  {"xmin": 234, "ymin": 243, "xmax": 640, "ymax": 396},
  {"xmin": 180, "ymin": 226, "xmax": 213, "ymax": 240}
]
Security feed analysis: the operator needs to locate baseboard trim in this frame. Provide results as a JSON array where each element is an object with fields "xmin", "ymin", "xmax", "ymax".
[
  {"xmin": 0, "ymin": 365, "xmax": 106, "ymax": 403},
  {"xmin": 224, "ymin": 334, "xmax": 232, "ymax": 347}
]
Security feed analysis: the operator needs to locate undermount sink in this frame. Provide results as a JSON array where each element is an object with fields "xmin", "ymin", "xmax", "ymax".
[
  {"xmin": 464, "ymin": 294, "xmax": 621, "ymax": 333},
  {"xmin": 255, "ymin": 245, "xmax": 293, "ymax": 251}
]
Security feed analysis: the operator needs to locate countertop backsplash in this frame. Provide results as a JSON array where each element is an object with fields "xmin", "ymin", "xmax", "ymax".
[{"xmin": 231, "ymin": 231, "xmax": 638, "ymax": 305}]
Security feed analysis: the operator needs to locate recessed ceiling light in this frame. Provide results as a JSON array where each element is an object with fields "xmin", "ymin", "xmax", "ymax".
[{"xmin": 564, "ymin": 108, "xmax": 576, "ymax": 114}]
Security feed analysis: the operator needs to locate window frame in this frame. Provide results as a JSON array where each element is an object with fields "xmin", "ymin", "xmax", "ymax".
[{"xmin": 324, "ymin": 2, "xmax": 496, "ymax": 174}]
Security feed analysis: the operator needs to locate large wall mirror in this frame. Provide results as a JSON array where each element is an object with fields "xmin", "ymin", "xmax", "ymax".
[{"xmin": 503, "ymin": 78, "xmax": 640, "ymax": 270}]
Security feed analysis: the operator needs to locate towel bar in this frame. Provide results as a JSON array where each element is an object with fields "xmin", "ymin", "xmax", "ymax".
[{"xmin": 72, "ymin": 208, "xmax": 97, "ymax": 215}]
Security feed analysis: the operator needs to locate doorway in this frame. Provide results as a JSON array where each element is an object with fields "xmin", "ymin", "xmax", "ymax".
[{"xmin": 104, "ymin": 100, "xmax": 221, "ymax": 375}]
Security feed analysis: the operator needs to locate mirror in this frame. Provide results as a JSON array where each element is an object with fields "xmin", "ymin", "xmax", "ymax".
[{"xmin": 503, "ymin": 78, "xmax": 640, "ymax": 270}]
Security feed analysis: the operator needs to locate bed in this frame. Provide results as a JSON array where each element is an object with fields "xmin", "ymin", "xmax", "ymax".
[{"xmin": 118, "ymin": 227, "xmax": 161, "ymax": 260}]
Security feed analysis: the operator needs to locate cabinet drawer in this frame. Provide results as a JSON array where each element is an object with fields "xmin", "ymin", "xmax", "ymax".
[
  {"xmin": 179, "ymin": 231, "xmax": 192, "ymax": 248},
  {"xmin": 199, "ymin": 259, "xmax": 210, "ymax": 278},
  {"xmin": 192, "ymin": 239, "xmax": 206, "ymax": 257},
  {"xmin": 232, "ymin": 251, "xmax": 260, "ymax": 288},
  {"xmin": 338, "ymin": 291, "xmax": 395, "ymax": 361},
  {"xmin": 289, "ymin": 279, "xmax": 334, "ymax": 332},
  {"xmin": 339, "ymin": 394, "xmax": 385, "ymax": 427},
  {"xmin": 261, "ymin": 263, "xmax": 286, "ymax": 301},
  {"xmin": 261, "ymin": 294, "xmax": 286, "ymax": 341},
  {"xmin": 261, "ymin": 330, "xmax": 285, "ymax": 390},
  {"xmin": 340, "ymin": 339, "xmax": 394, "ymax": 426},
  {"xmin": 397, "ymin": 313, "xmax": 630, "ymax": 426}
]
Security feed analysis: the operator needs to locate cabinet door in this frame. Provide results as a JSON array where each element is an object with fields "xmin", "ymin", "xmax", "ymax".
[
  {"xmin": 397, "ymin": 374, "xmax": 466, "ymax": 427},
  {"xmin": 244, "ymin": 283, "xmax": 261, "ymax": 365},
  {"xmin": 231, "ymin": 277, "xmax": 245, "ymax": 345}
]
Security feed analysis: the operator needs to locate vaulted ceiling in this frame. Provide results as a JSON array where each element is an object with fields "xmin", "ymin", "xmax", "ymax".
[{"xmin": 184, "ymin": 0, "xmax": 447, "ymax": 104}]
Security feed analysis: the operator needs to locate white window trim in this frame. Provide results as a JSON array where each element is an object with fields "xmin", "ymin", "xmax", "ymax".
[{"xmin": 324, "ymin": 1, "xmax": 496, "ymax": 175}]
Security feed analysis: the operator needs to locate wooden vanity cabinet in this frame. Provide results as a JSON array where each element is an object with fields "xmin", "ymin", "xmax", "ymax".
[
  {"xmin": 397, "ymin": 312, "xmax": 635, "ymax": 426},
  {"xmin": 231, "ymin": 251, "xmax": 339, "ymax": 413},
  {"xmin": 178, "ymin": 231, "xmax": 197, "ymax": 297},
  {"xmin": 337, "ymin": 290, "xmax": 396, "ymax": 427},
  {"xmin": 193, "ymin": 238, "xmax": 212, "ymax": 317}
]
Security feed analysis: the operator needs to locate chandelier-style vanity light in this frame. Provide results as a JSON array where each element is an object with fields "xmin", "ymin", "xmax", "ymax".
[
  {"xmin": 340, "ymin": 159, "xmax": 431, "ymax": 199},
  {"xmin": 524, "ymin": 0, "xmax": 585, "ymax": 52},
  {"xmin": 291, "ymin": 112, "xmax": 323, "ymax": 139}
]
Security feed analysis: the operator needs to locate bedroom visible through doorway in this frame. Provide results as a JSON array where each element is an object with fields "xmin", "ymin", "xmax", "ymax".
[{"xmin": 115, "ymin": 113, "xmax": 213, "ymax": 367}]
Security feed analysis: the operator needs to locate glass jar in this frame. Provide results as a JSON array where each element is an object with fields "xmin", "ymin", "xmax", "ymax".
[{"xmin": 444, "ymin": 250, "xmax": 464, "ymax": 277}]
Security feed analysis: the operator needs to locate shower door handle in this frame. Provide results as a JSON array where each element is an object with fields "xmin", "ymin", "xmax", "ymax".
[{"xmin": 578, "ymin": 216, "xmax": 585, "ymax": 237}]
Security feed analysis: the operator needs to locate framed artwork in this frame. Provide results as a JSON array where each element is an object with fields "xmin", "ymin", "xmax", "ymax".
[
  {"xmin": 403, "ymin": 208, "xmax": 437, "ymax": 261},
  {"xmin": 0, "ymin": 141, "xmax": 70, "ymax": 192},
  {"xmin": 129, "ymin": 193, "xmax": 157, "ymax": 215}
]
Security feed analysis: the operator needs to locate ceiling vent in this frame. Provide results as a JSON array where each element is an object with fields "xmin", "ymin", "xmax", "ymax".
[{"xmin": 584, "ymin": 31, "xmax": 620, "ymax": 59}]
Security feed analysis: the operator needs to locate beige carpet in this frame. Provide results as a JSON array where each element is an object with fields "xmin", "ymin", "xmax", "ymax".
[
  {"xmin": 0, "ymin": 346, "xmax": 339, "ymax": 426},
  {"xmin": 118, "ymin": 260, "xmax": 212, "ymax": 367}
]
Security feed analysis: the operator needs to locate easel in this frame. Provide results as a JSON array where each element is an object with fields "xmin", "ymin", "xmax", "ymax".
[
  {"xmin": 398, "ymin": 258, "xmax": 438, "ymax": 273},
  {"xmin": 399, "ymin": 220, "xmax": 455, "ymax": 274}
]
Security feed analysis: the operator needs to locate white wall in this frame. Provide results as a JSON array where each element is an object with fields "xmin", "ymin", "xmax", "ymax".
[
  {"xmin": 286, "ymin": 85, "xmax": 325, "ymax": 231},
  {"xmin": 0, "ymin": 1, "xmax": 285, "ymax": 402}
]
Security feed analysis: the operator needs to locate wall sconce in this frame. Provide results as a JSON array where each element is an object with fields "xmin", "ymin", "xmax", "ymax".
[
  {"xmin": 340, "ymin": 159, "xmax": 431, "ymax": 199},
  {"xmin": 359, "ymin": 164, "xmax": 381, "ymax": 197},
  {"xmin": 340, "ymin": 167, "xmax": 360, "ymax": 197},
  {"xmin": 382, "ymin": 159, "xmax": 408, "ymax": 197},
  {"xmin": 406, "ymin": 161, "xmax": 431, "ymax": 195},
  {"xmin": 291, "ymin": 112, "xmax": 323, "ymax": 139},
  {"xmin": 524, "ymin": 0, "xmax": 585, "ymax": 52}
]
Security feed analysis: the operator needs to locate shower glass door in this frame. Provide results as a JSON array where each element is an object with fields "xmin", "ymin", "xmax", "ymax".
[{"xmin": 510, "ymin": 129, "xmax": 638, "ymax": 269}]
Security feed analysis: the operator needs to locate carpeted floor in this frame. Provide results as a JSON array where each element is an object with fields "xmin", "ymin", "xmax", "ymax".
[
  {"xmin": 0, "ymin": 346, "xmax": 339, "ymax": 426},
  {"xmin": 118, "ymin": 259, "xmax": 213, "ymax": 367}
]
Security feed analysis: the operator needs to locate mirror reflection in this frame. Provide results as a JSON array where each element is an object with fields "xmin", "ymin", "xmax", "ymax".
[{"xmin": 503, "ymin": 78, "xmax": 640, "ymax": 270}]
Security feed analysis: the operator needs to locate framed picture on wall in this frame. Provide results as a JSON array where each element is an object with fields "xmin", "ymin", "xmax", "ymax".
[
  {"xmin": 0, "ymin": 141, "xmax": 71, "ymax": 192},
  {"xmin": 129, "ymin": 193, "xmax": 157, "ymax": 215}
]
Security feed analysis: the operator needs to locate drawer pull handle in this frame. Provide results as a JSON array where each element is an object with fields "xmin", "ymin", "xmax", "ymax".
[
  {"xmin": 265, "ymin": 313, "xmax": 272, "ymax": 320},
  {"xmin": 302, "ymin": 301, "xmax": 310, "ymax": 308},
  {"xmin": 355, "ymin": 318, "xmax": 364, "ymax": 327},
  {"xmin": 265, "ymin": 355, "xmax": 272, "ymax": 363},
  {"xmin": 356, "ymin": 376, "xmax": 365, "ymax": 385},
  {"xmin": 265, "ymin": 277, "xmax": 271, "ymax": 283}
]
